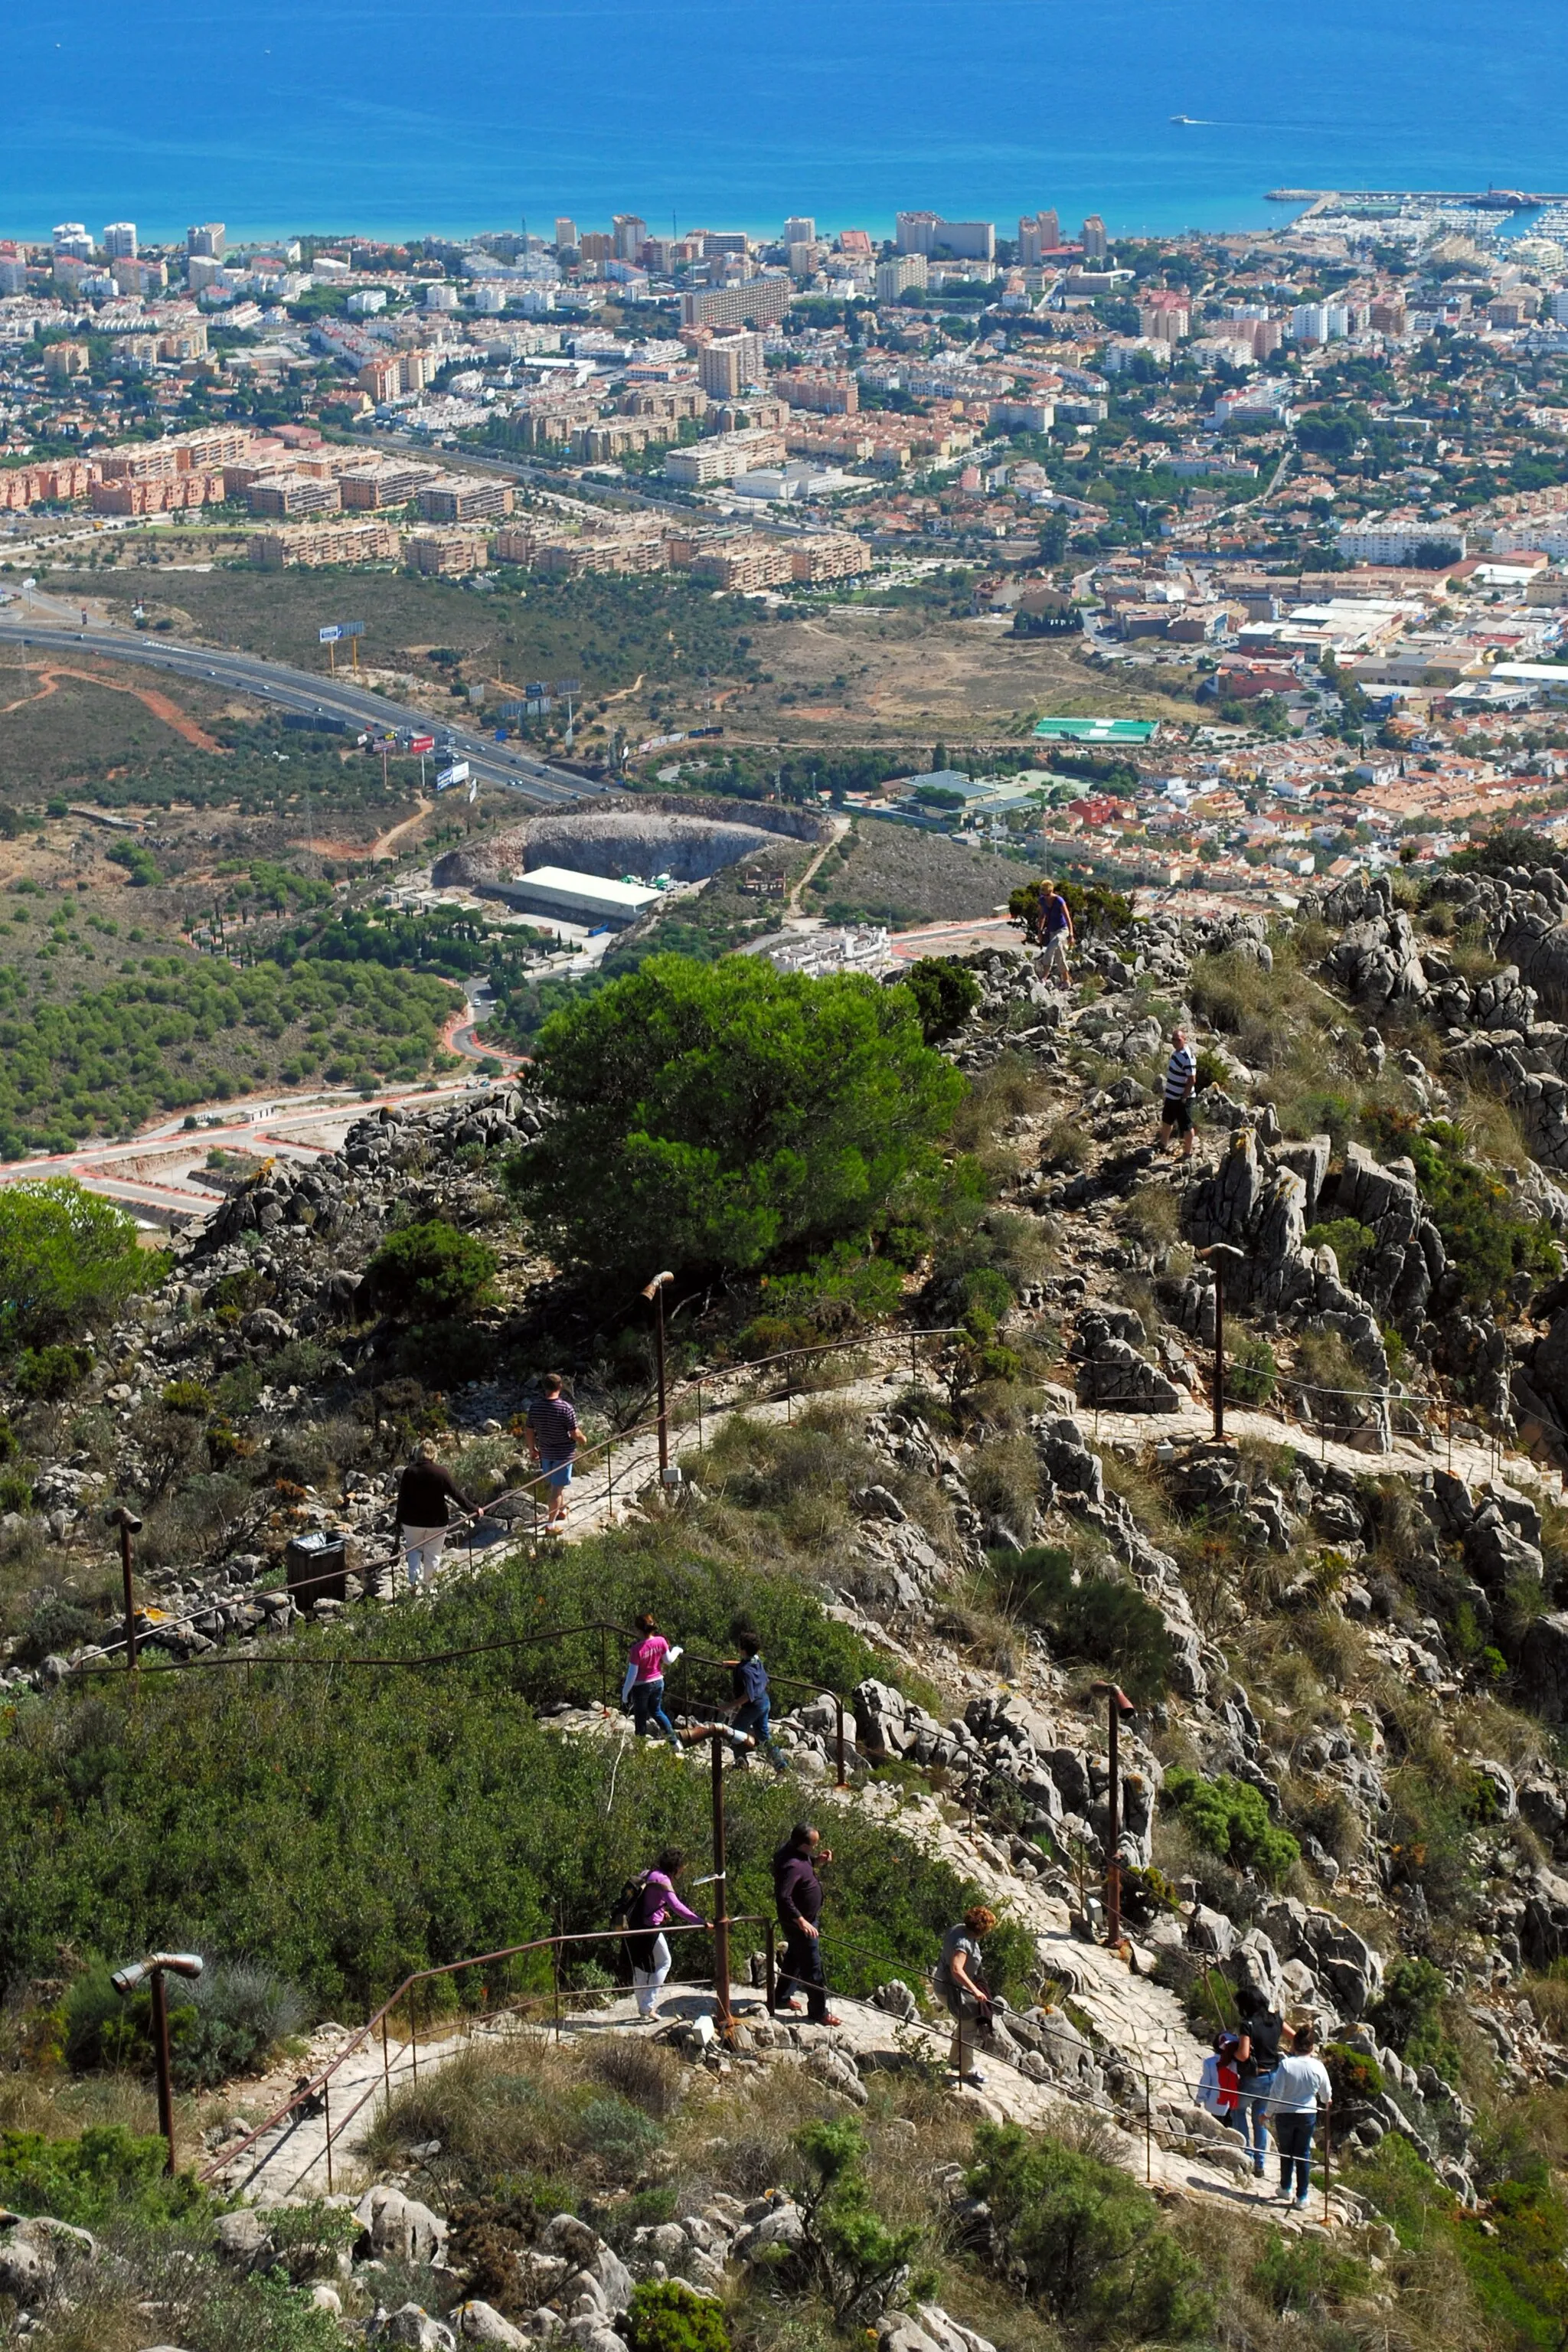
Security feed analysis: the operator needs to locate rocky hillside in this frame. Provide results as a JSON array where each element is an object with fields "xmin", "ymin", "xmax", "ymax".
[{"xmin": 15, "ymin": 854, "xmax": 1568, "ymax": 2349}]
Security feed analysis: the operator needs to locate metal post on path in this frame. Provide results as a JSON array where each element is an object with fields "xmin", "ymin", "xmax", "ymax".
[
  {"xmin": 1091, "ymin": 1681, "xmax": 1135, "ymax": 1949},
  {"xmin": 709, "ymin": 1732, "xmax": 733, "ymax": 2043},
  {"xmin": 1197, "ymin": 1243, "xmax": 1246, "ymax": 1442}
]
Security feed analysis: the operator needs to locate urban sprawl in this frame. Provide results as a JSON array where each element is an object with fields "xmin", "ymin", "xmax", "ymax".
[{"xmin": 8, "ymin": 191, "xmax": 1568, "ymax": 897}]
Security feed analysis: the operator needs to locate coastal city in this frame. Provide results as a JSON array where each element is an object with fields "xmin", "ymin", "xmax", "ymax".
[
  {"xmin": 5, "ymin": 188, "xmax": 1568, "ymax": 913},
  {"xmin": 21, "ymin": 82, "xmax": 1568, "ymax": 2352}
]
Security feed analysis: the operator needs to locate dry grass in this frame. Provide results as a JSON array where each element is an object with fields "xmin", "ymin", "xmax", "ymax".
[{"xmin": 965, "ymin": 1432, "xmax": 1040, "ymax": 1541}]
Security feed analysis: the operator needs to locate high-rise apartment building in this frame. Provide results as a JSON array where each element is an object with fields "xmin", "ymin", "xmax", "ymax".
[
  {"xmin": 698, "ymin": 328, "xmax": 764, "ymax": 399},
  {"xmin": 681, "ymin": 279, "xmax": 792, "ymax": 329},
  {"xmin": 52, "ymin": 223, "xmax": 93, "ymax": 260},
  {"xmin": 103, "ymin": 221, "xmax": 137, "ymax": 259},
  {"xmin": 579, "ymin": 232, "xmax": 614, "ymax": 267},
  {"xmin": 554, "ymin": 217, "xmax": 579, "ymax": 250},
  {"xmin": 895, "ymin": 211, "xmax": 994, "ymax": 260},
  {"xmin": 1080, "ymin": 215, "xmax": 1109, "ymax": 261},
  {"xmin": 874, "ymin": 253, "xmax": 927, "ymax": 300},
  {"xmin": 783, "ymin": 216, "xmax": 816, "ymax": 246},
  {"xmin": 1018, "ymin": 211, "xmax": 1060, "ymax": 263},
  {"xmin": 613, "ymin": 214, "xmax": 648, "ymax": 260},
  {"xmin": 187, "ymin": 223, "xmax": 225, "ymax": 258}
]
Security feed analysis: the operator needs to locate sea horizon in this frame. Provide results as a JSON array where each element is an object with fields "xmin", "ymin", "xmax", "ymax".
[{"xmin": 7, "ymin": 0, "xmax": 1568, "ymax": 250}]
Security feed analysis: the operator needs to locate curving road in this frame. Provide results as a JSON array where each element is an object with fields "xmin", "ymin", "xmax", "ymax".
[{"xmin": 0, "ymin": 612, "xmax": 606, "ymax": 809}]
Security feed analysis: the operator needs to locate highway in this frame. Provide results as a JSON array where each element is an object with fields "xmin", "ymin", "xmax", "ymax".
[{"xmin": 0, "ymin": 612, "xmax": 607, "ymax": 809}]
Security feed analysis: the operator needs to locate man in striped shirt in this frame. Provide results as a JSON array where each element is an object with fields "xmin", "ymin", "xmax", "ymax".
[{"xmin": 1159, "ymin": 1027, "xmax": 1198, "ymax": 1161}]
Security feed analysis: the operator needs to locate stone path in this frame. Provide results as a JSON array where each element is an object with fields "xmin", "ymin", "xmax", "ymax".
[{"xmin": 212, "ymin": 1977, "xmax": 1349, "ymax": 2226}]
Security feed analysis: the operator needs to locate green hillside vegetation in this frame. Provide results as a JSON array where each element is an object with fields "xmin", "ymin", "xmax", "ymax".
[
  {"xmin": 0, "ymin": 1529, "xmax": 1024, "ymax": 2011},
  {"xmin": 0, "ymin": 955, "xmax": 461, "ymax": 1152},
  {"xmin": 54, "ymin": 567, "xmax": 765, "ymax": 703}
]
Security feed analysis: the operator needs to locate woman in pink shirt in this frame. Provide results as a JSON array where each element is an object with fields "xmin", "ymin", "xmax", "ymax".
[
  {"xmin": 620, "ymin": 1612, "xmax": 681, "ymax": 1749},
  {"xmin": 626, "ymin": 1845, "xmax": 704, "ymax": 2017}
]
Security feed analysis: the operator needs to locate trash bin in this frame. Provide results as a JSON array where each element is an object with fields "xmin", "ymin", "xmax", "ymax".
[{"xmin": 285, "ymin": 1531, "xmax": 348, "ymax": 1609}]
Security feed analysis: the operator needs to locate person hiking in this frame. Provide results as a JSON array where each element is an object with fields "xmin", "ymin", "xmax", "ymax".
[
  {"xmin": 773, "ymin": 1823, "xmax": 838, "ymax": 2024},
  {"xmin": 1158, "ymin": 1025, "xmax": 1198, "ymax": 1162},
  {"xmin": 1197, "ymin": 2031, "xmax": 1244, "ymax": 2139},
  {"xmin": 1235, "ymin": 1983, "xmax": 1287, "ymax": 2180},
  {"xmin": 1266, "ymin": 2022, "xmax": 1332, "ymax": 2209},
  {"xmin": 394, "ymin": 1438, "xmax": 479, "ymax": 1593},
  {"xmin": 724, "ymin": 1631, "xmax": 787, "ymax": 1771},
  {"xmin": 620, "ymin": 1846, "xmax": 704, "ymax": 2019},
  {"xmin": 936, "ymin": 1904, "xmax": 998, "ymax": 2086},
  {"xmin": 1035, "ymin": 880, "xmax": 1075, "ymax": 988},
  {"xmin": 525, "ymin": 1373, "xmax": 580, "ymax": 1534},
  {"xmin": 621, "ymin": 1612, "xmax": 682, "ymax": 1749}
]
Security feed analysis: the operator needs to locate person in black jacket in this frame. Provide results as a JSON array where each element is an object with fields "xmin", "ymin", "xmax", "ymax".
[
  {"xmin": 394, "ymin": 1439, "xmax": 478, "ymax": 1592},
  {"xmin": 773, "ymin": 1823, "xmax": 838, "ymax": 2025},
  {"xmin": 1235, "ymin": 1983, "xmax": 1286, "ymax": 2182}
]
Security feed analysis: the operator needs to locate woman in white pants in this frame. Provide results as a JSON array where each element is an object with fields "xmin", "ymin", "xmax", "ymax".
[
  {"xmin": 394, "ymin": 1439, "xmax": 479, "ymax": 1592},
  {"xmin": 625, "ymin": 1847, "xmax": 704, "ymax": 2017}
]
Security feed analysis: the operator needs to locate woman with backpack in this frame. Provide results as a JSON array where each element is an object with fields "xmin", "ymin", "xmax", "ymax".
[{"xmin": 621, "ymin": 1846, "xmax": 704, "ymax": 2018}]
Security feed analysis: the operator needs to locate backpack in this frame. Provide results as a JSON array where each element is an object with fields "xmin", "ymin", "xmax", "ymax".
[{"xmin": 613, "ymin": 1873, "xmax": 652, "ymax": 1930}]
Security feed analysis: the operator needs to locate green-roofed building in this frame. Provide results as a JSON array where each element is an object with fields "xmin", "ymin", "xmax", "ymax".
[{"xmin": 1032, "ymin": 717, "xmax": 1158, "ymax": 745}]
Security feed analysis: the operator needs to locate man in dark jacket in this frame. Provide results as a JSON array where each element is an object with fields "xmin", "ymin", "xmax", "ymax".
[
  {"xmin": 394, "ymin": 1439, "xmax": 479, "ymax": 1592},
  {"xmin": 1235, "ymin": 1982, "xmax": 1286, "ymax": 2181},
  {"xmin": 773, "ymin": 1823, "xmax": 838, "ymax": 2024}
]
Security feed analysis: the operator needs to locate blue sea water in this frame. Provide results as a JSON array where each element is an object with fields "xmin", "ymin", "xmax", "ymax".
[{"xmin": 5, "ymin": 0, "xmax": 1568, "ymax": 247}]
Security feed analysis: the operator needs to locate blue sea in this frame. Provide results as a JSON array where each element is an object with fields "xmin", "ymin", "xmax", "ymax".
[{"xmin": 5, "ymin": 0, "xmax": 1568, "ymax": 247}]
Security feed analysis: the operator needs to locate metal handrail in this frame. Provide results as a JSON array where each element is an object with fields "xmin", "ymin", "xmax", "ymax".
[
  {"xmin": 201, "ymin": 1912, "xmax": 768, "ymax": 2192},
  {"xmin": 75, "ymin": 1322, "xmax": 966, "ymax": 1672}
]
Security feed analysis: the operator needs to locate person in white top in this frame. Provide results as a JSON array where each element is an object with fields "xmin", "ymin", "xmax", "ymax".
[{"xmin": 1266, "ymin": 2022, "xmax": 1333, "ymax": 2208}]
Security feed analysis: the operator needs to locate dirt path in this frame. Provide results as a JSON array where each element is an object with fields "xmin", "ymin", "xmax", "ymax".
[
  {"xmin": 786, "ymin": 813, "xmax": 851, "ymax": 915},
  {"xmin": 602, "ymin": 672, "xmax": 645, "ymax": 706},
  {"xmin": 0, "ymin": 662, "xmax": 226, "ymax": 750},
  {"xmin": 368, "ymin": 798, "xmax": 431, "ymax": 859}
]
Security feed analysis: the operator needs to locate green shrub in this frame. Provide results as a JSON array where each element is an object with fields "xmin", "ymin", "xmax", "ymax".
[
  {"xmin": 0, "ymin": 1179, "xmax": 147, "ymax": 1351},
  {"xmin": 1324, "ymin": 2040, "xmax": 1383, "ymax": 2102},
  {"xmin": 14, "ymin": 1342, "xmax": 93, "ymax": 1398},
  {"xmin": 0, "ymin": 2124, "xmax": 209, "ymax": 2228},
  {"xmin": 160, "ymin": 1377, "xmax": 211, "ymax": 1416},
  {"xmin": 750, "ymin": 1241, "xmax": 905, "ymax": 1339},
  {"xmin": 0, "ymin": 1463, "xmax": 34, "ymax": 1511},
  {"xmin": 510, "ymin": 953, "xmax": 964, "ymax": 1283},
  {"xmin": 1364, "ymin": 1111, "xmax": 1561, "ymax": 1310},
  {"xmin": 369, "ymin": 1219, "xmax": 498, "ymax": 1319},
  {"xmin": 1371, "ymin": 1954, "xmax": 1456, "ymax": 2080},
  {"xmin": 991, "ymin": 1546, "xmax": 1176, "ymax": 1704},
  {"xmin": 13, "ymin": 1592, "xmax": 100, "ymax": 1666},
  {"xmin": 577, "ymin": 2093, "xmax": 664, "ymax": 2178},
  {"xmin": 625, "ymin": 2280, "xmax": 730, "ymax": 2352},
  {"xmin": 1249, "ymin": 2226, "xmax": 1368, "ymax": 2314},
  {"xmin": 1225, "ymin": 1331, "xmax": 1277, "ymax": 1406},
  {"xmin": 901, "ymin": 956, "xmax": 981, "ymax": 1044},
  {"xmin": 790, "ymin": 2118, "xmax": 933, "ymax": 2324},
  {"xmin": 1161, "ymin": 1766, "xmax": 1300, "ymax": 1885},
  {"xmin": 1304, "ymin": 1217, "xmax": 1377, "ymax": 1279},
  {"xmin": 968, "ymin": 2119, "xmax": 1211, "ymax": 2341}
]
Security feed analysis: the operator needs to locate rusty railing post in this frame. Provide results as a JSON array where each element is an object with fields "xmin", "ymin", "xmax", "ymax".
[
  {"xmin": 835, "ymin": 1697, "xmax": 847, "ymax": 1788},
  {"xmin": 324, "ymin": 2076, "xmax": 333, "ymax": 2194},
  {"xmin": 382, "ymin": 2011, "xmax": 390, "ymax": 2107},
  {"xmin": 410, "ymin": 1984, "xmax": 419, "ymax": 2085},
  {"xmin": 150, "ymin": 1966, "xmax": 176, "ymax": 2172},
  {"xmin": 710, "ymin": 1732, "xmax": 733, "ymax": 2041},
  {"xmin": 109, "ymin": 1507, "xmax": 143, "ymax": 1681},
  {"xmin": 766, "ymin": 1920, "xmax": 776, "ymax": 2014}
]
